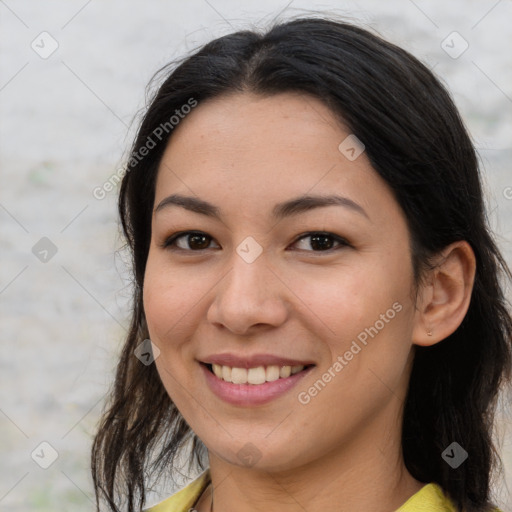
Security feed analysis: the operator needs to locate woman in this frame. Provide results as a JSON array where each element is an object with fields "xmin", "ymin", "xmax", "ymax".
[{"xmin": 91, "ymin": 16, "xmax": 512, "ymax": 512}]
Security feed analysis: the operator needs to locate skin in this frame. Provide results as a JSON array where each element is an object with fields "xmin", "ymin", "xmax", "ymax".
[{"xmin": 143, "ymin": 92, "xmax": 476, "ymax": 512}]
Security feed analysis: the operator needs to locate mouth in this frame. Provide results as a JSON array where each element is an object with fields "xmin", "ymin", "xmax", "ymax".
[
  {"xmin": 200, "ymin": 360, "xmax": 316, "ymax": 406},
  {"xmin": 201, "ymin": 362, "xmax": 315, "ymax": 385}
]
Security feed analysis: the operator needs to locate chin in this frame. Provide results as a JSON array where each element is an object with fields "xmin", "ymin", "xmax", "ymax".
[{"xmin": 210, "ymin": 438, "xmax": 309, "ymax": 474}]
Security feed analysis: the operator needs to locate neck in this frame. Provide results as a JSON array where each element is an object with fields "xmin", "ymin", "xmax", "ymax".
[{"xmin": 203, "ymin": 423, "xmax": 423, "ymax": 512}]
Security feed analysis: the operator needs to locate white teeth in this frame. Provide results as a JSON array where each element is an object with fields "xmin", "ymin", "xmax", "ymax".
[
  {"xmin": 221, "ymin": 365, "xmax": 231, "ymax": 382},
  {"xmin": 265, "ymin": 365, "xmax": 280, "ymax": 382},
  {"xmin": 208, "ymin": 363, "xmax": 306, "ymax": 384},
  {"xmin": 280, "ymin": 365, "xmax": 291, "ymax": 378},
  {"xmin": 248, "ymin": 366, "xmax": 266, "ymax": 385},
  {"xmin": 212, "ymin": 363, "xmax": 223, "ymax": 379},
  {"xmin": 231, "ymin": 367, "xmax": 247, "ymax": 384}
]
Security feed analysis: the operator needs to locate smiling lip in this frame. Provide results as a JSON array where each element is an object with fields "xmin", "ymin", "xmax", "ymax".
[
  {"xmin": 201, "ymin": 362, "xmax": 314, "ymax": 406},
  {"xmin": 200, "ymin": 353, "xmax": 315, "ymax": 368}
]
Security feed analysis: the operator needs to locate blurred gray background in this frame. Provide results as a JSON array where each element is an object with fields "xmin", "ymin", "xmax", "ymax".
[{"xmin": 1, "ymin": 0, "xmax": 511, "ymax": 510}]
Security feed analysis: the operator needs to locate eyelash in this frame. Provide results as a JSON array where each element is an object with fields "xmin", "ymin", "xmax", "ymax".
[{"xmin": 160, "ymin": 231, "xmax": 351, "ymax": 254}]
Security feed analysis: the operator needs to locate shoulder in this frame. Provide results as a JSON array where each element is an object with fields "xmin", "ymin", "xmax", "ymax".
[
  {"xmin": 395, "ymin": 482, "xmax": 503, "ymax": 512},
  {"xmin": 144, "ymin": 468, "xmax": 211, "ymax": 512}
]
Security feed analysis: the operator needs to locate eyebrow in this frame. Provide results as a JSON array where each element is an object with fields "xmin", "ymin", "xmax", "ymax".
[{"xmin": 154, "ymin": 193, "xmax": 369, "ymax": 221}]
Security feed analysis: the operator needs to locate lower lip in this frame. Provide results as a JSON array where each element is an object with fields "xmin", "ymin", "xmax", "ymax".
[{"xmin": 200, "ymin": 363, "xmax": 314, "ymax": 406}]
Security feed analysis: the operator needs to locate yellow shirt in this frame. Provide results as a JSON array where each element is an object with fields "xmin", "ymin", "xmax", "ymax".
[{"xmin": 145, "ymin": 468, "xmax": 503, "ymax": 512}]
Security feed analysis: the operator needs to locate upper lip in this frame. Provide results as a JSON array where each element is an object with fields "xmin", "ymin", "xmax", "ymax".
[{"xmin": 201, "ymin": 353, "xmax": 315, "ymax": 368}]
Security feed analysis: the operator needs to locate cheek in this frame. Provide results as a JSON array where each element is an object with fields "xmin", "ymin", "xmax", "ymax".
[
  {"xmin": 289, "ymin": 262, "xmax": 408, "ymax": 331},
  {"xmin": 143, "ymin": 250, "xmax": 204, "ymax": 336},
  {"xmin": 143, "ymin": 269, "xmax": 171, "ymax": 340},
  {"xmin": 143, "ymin": 257, "xmax": 200, "ymax": 402},
  {"xmin": 294, "ymin": 259, "xmax": 415, "ymax": 374},
  {"xmin": 142, "ymin": 254, "xmax": 196, "ymax": 343}
]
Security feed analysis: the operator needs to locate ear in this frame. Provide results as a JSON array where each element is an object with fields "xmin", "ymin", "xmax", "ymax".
[{"xmin": 412, "ymin": 240, "xmax": 476, "ymax": 347}]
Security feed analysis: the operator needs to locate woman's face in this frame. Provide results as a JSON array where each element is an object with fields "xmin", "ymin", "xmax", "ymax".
[{"xmin": 143, "ymin": 92, "xmax": 422, "ymax": 471}]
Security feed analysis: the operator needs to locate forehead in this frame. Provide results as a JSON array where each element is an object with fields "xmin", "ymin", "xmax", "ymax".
[
  {"xmin": 153, "ymin": 92, "xmax": 399, "ymax": 225},
  {"xmin": 164, "ymin": 92, "xmax": 345, "ymax": 156}
]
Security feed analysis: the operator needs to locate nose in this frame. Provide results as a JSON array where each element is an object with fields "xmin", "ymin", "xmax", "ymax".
[{"xmin": 206, "ymin": 251, "xmax": 289, "ymax": 336}]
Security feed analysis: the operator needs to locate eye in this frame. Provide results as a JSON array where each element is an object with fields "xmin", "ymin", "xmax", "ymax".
[
  {"xmin": 160, "ymin": 230, "xmax": 350, "ymax": 253},
  {"xmin": 161, "ymin": 231, "xmax": 219, "ymax": 251},
  {"xmin": 291, "ymin": 232, "xmax": 350, "ymax": 252}
]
